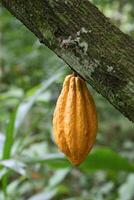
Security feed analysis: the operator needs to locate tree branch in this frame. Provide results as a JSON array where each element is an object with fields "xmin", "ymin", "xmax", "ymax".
[{"xmin": 1, "ymin": 0, "xmax": 134, "ymax": 122}]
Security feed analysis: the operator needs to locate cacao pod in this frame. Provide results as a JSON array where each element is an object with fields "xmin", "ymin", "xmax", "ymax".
[{"xmin": 53, "ymin": 74, "xmax": 98, "ymax": 165}]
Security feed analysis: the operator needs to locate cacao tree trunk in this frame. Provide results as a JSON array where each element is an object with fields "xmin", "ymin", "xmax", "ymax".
[{"xmin": 1, "ymin": 0, "xmax": 134, "ymax": 122}]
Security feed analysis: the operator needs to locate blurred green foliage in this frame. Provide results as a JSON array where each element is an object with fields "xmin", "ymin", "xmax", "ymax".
[{"xmin": 0, "ymin": 1, "xmax": 134, "ymax": 199}]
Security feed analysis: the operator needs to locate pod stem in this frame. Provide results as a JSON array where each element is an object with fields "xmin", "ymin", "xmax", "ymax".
[
  {"xmin": 73, "ymin": 71, "xmax": 78, "ymax": 77},
  {"xmin": 72, "ymin": 71, "xmax": 85, "ymax": 81}
]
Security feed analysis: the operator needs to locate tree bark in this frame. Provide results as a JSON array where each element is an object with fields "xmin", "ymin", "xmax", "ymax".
[{"xmin": 1, "ymin": 0, "xmax": 134, "ymax": 122}]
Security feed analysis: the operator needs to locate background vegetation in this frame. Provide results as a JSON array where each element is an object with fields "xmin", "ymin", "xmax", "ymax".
[{"xmin": 0, "ymin": 0, "xmax": 134, "ymax": 199}]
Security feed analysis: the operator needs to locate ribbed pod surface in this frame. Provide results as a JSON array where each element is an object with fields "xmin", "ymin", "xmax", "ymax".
[{"xmin": 53, "ymin": 74, "xmax": 98, "ymax": 165}]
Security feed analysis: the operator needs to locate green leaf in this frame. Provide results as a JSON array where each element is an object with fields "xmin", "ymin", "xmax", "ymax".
[
  {"xmin": 118, "ymin": 174, "xmax": 134, "ymax": 200},
  {"xmin": 47, "ymin": 169, "xmax": 69, "ymax": 189},
  {"xmin": 28, "ymin": 169, "xmax": 69, "ymax": 200},
  {"xmin": 23, "ymin": 148, "xmax": 134, "ymax": 172},
  {"xmin": 2, "ymin": 111, "xmax": 16, "ymax": 160},
  {"xmin": 80, "ymin": 147, "xmax": 134, "ymax": 172},
  {"xmin": 15, "ymin": 70, "xmax": 63, "ymax": 132},
  {"xmin": 28, "ymin": 189, "xmax": 58, "ymax": 200},
  {"xmin": 0, "ymin": 169, "xmax": 8, "ymax": 180},
  {"xmin": 0, "ymin": 159, "xmax": 26, "ymax": 176},
  {"xmin": 23, "ymin": 153, "xmax": 70, "ymax": 169},
  {"xmin": 0, "ymin": 110, "xmax": 16, "ymax": 196},
  {"xmin": 0, "ymin": 133, "xmax": 5, "ymax": 157}
]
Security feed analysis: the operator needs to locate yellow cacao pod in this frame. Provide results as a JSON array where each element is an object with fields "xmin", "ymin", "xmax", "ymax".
[{"xmin": 53, "ymin": 74, "xmax": 98, "ymax": 165}]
